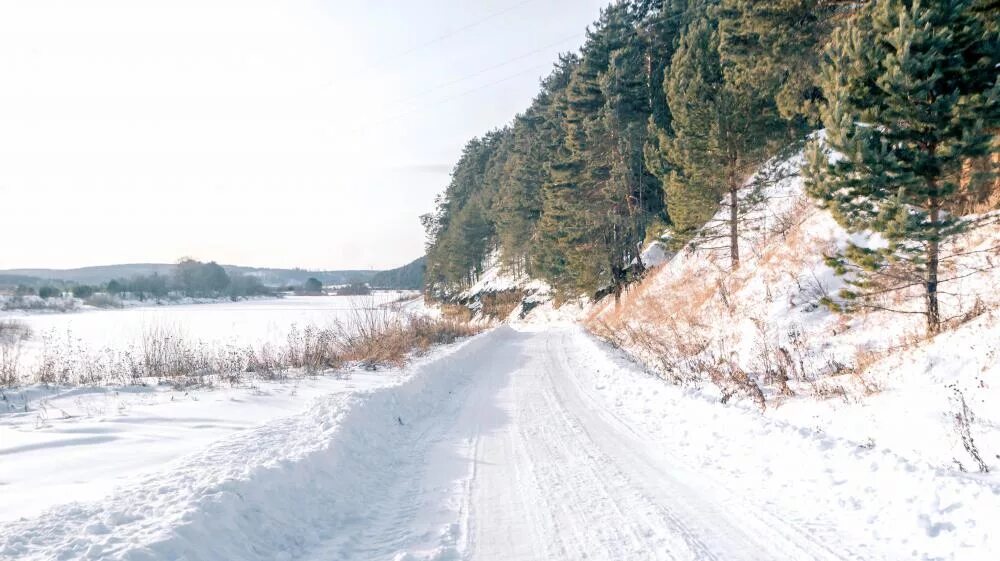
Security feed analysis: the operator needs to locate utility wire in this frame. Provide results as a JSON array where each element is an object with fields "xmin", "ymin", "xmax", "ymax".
[
  {"xmin": 386, "ymin": 32, "xmax": 584, "ymax": 107},
  {"xmin": 346, "ymin": 8, "xmax": 694, "ymax": 133},
  {"xmin": 375, "ymin": 0, "xmax": 536, "ymax": 66},
  {"xmin": 355, "ymin": 62, "xmax": 551, "ymax": 133}
]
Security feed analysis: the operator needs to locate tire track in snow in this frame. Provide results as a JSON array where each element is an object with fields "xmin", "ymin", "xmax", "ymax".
[
  {"xmin": 542, "ymin": 329, "xmax": 863, "ymax": 561},
  {"xmin": 3, "ymin": 325, "xmax": 988, "ymax": 560}
]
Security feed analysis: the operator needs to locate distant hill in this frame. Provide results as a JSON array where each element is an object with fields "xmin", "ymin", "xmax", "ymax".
[
  {"xmin": 0, "ymin": 263, "xmax": 377, "ymax": 288},
  {"xmin": 0, "ymin": 274, "xmax": 50, "ymax": 287},
  {"xmin": 370, "ymin": 256, "xmax": 425, "ymax": 290},
  {"xmin": 0, "ymin": 264, "xmax": 177, "ymax": 286},
  {"xmin": 0, "ymin": 260, "xmax": 422, "ymax": 289}
]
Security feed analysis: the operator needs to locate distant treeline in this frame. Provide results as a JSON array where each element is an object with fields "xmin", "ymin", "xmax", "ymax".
[
  {"xmin": 12, "ymin": 259, "xmax": 274, "ymax": 301},
  {"xmin": 370, "ymin": 256, "xmax": 425, "ymax": 290},
  {"xmin": 108, "ymin": 259, "xmax": 273, "ymax": 299},
  {"xmin": 1, "ymin": 259, "xmax": 426, "ymax": 292}
]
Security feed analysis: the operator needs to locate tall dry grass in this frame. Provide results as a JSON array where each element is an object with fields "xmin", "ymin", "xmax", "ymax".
[
  {"xmin": 0, "ymin": 320, "xmax": 32, "ymax": 387},
  {"xmin": 0, "ymin": 305, "xmax": 481, "ymax": 389}
]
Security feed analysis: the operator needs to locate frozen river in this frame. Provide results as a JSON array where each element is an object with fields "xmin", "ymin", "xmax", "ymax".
[{"xmin": 1, "ymin": 292, "xmax": 418, "ymax": 359}]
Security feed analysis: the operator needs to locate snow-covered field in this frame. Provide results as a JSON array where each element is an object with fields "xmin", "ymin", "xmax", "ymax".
[
  {"xmin": 0, "ymin": 292, "xmax": 426, "ymax": 386},
  {"xmin": 2, "ymin": 293, "xmax": 418, "ymax": 357},
  {"xmin": 0, "ymin": 373, "xmax": 397, "ymax": 523},
  {"xmin": 0, "ymin": 292, "xmax": 429, "ymax": 524},
  {"xmin": 2, "ymin": 322, "xmax": 995, "ymax": 560}
]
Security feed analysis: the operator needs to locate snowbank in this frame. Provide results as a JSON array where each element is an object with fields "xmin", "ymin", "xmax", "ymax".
[
  {"xmin": 0, "ymin": 375, "xmax": 370, "ymax": 522},
  {"xmin": 0, "ymin": 332, "xmax": 491, "ymax": 560},
  {"xmin": 561, "ymin": 324, "xmax": 1000, "ymax": 561},
  {"xmin": 587, "ymin": 147, "xmax": 1000, "ymax": 475}
]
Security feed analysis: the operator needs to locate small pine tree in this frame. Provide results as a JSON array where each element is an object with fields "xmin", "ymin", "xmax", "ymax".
[{"xmin": 805, "ymin": 0, "xmax": 999, "ymax": 333}]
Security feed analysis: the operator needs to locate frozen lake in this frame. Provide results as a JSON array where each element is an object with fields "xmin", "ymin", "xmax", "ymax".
[{"xmin": 1, "ymin": 292, "xmax": 419, "ymax": 358}]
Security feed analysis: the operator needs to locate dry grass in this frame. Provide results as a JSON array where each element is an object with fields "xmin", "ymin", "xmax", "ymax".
[
  {"xmin": 582, "ymin": 191, "xmax": 894, "ymax": 410},
  {"xmin": 1, "ymin": 307, "xmax": 482, "ymax": 389},
  {"xmin": 440, "ymin": 303, "xmax": 474, "ymax": 322},
  {"xmin": 330, "ymin": 307, "xmax": 480, "ymax": 368},
  {"xmin": 0, "ymin": 320, "xmax": 33, "ymax": 387},
  {"xmin": 478, "ymin": 290, "xmax": 526, "ymax": 320}
]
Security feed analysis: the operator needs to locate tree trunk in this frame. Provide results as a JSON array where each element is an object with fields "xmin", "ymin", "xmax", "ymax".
[
  {"xmin": 926, "ymin": 200, "xmax": 941, "ymax": 334},
  {"xmin": 729, "ymin": 186, "xmax": 740, "ymax": 270}
]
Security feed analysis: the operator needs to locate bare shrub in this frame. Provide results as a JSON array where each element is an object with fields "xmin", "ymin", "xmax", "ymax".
[
  {"xmin": 8, "ymin": 302, "xmax": 481, "ymax": 389},
  {"xmin": 478, "ymin": 290, "xmax": 526, "ymax": 320},
  {"xmin": 948, "ymin": 296, "xmax": 989, "ymax": 329},
  {"xmin": 703, "ymin": 355, "xmax": 767, "ymax": 412},
  {"xmin": 948, "ymin": 384, "xmax": 990, "ymax": 473},
  {"xmin": 285, "ymin": 324, "xmax": 340, "ymax": 374},
  {"xmin": 328, "ymin": 307, "xmax": 481, "ymax": 369},
  {"xmin": 2, "ymin": 295, "xmax": 79, "ymax": 312},
  {"xmin": 809, "ymin": 380, "xmax": 849, "ymax": 402},
  {"xmin": 749, "ymin": 318, "xmax": 794, "ymax": 397},
  {"xmin": 85, "ymin": 293, "xmax": 123, "ymax": 309},
  {"xmin": 843, "ymin": 347, "xmax": 886, "ymax": 396},
  {"xmin": 0, "ymin": 320, "xmax": 33, "ymax": 387},
  {"xmin": 440, "ymin": 303, "xmax": 474, "ymax": 322}
]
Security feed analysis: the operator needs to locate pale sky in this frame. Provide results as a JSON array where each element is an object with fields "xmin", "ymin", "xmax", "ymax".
[{"xmin": 0, "ymin": 0, "xmax": 607, "ymax": 270}]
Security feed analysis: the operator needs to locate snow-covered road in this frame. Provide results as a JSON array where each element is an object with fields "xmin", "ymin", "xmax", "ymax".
[{"xmin": 2, "ymin": 325, "xmax": 995, "ymax": 560}]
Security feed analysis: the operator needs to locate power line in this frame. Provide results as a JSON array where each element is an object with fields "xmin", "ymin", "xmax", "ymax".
[
  {"xmin": 386, "ymin": 32, "xmax": 583, "ymax": 107},
  {"xmin": 355, "ymin": 62, "xmax": 552, "ymax": 133},
  {"xmin": 376, "ymin": 0, "xmax": 536, "ymax": 66},
  {"xmin": 345, "ymin": 7, "xmax": 696, "ymax": 134}
]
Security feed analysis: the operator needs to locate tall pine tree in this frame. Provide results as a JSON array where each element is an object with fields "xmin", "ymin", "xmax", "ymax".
[
  {"xmin": 665, "ymin": 12, "xmax": 791, "ymax": 269},
  {"xmin": 805, "ymin": 0, "xmax": 999, "ymax": 333}
]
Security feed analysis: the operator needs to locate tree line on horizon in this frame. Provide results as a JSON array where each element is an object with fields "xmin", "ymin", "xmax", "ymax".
[
  {"xmin": 9, "ymin": 259, "xmax": 274, "ymax": 302},
  {"xmin": 422, "ymin": 0, "xmax": 998, "ymax": 333}
]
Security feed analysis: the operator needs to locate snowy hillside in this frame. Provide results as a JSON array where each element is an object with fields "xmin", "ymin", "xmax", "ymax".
[
  {"xmin": 447, "ymin": 250, "xmax": 553, "ymax": 321},
  {"xmin": 586, "ymin": 148, "xmax": 1000, "ymax": 475}
]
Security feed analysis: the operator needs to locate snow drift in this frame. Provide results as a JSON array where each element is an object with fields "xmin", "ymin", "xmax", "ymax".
[
  {"xmin": 0, "ymin": 332, "xmax": 492, "ymax": 561},
  {"xmin": 586, "ymin": 147, "xmax": 1000, "ymax": 475}
]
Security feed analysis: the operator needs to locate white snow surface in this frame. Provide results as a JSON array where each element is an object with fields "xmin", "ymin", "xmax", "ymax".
[
  {"xmin": 589, "ymin": 147, "xmax": 1000, "ymax": 476},
  {"xmin": 640, "ymin": 240, "xmax": 672, "ymax": 267},
  {"xmin": 0, "ymin": 374, "xmax": 389, "ymax": 523},
  {"xmin": 0, "ymin": 293, "xmax": 419, "ymax": 377},
  {"xmin": 2, "ymin": 323, "xmax": 997, "ymax": 560},
  {"xmin": 458, "ymin": 251, "xmax": 550, "ymax": 301}
]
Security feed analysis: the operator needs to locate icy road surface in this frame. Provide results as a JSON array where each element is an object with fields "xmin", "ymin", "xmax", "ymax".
[{"xmin": 1, "ymin": 325, "xmax": 995, "ymax": 560}]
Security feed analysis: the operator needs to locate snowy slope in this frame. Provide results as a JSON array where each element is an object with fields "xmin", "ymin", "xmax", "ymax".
[
  {"xmin": 587, "ymin": 148, "xmax": 1000, "ymax": 475},
  {"xmin": 457, "ymin": 251, "xmax": 550, "ymax": 300},
  {"xmin": 3, "ymin": 325, "xmax": 996, "ymax": 560},
  {"xmin": 0, "ymin": 334, "xmax": 491, "ymax": 560},
  {"xmin": 0, "ymin": 374, "xmax": 386, "ymax": 523}
]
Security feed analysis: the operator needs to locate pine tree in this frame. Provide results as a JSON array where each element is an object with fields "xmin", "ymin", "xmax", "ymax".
[
  {"xmin": 717, "ymin": 0, "xmax": 852, "ymax": 125},
  {"xmin": 531, "ymin": 54, "xmax": 582, "ymax": 290},
  {"xmin": 492, "ymin": 114, "xmax": 543, "ymax": 276},
  {"xmin": 665, "ymin": 13, "xmax": 790, "ymax": 269},
  {"xmin": 536, "ymin": 4, "xmax": 664, "ymax": 297},
  {"xmin": 642, "ymin": 0, "xmax": 702, "ymax": 243},
  {"xmin": 805, "ymin": 0, "xmax": 999, "ymax": 333},
  {"xmin": 424, "ymin": 131, "xmax": 510, "ymax": 294}
]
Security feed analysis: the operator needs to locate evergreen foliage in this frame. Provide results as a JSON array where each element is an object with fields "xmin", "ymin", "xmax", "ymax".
[
  {"xmin": 805, "ymin": 0, "xmax": 999, "ymax": 333},
  {"xmin": 665, "ymin": 11, "xmax": 795, "ymax": 269},
  {"xmin": 370, "ymin": 256, "xmax": 426, "ymax": 290},
  {"xmin": 303, "ymin": 278, "xmax": 324, "ymax": 294},
  {"xmin": 424, "ymin": 0, "xmax": 995, "ymax": 316},
  {"xmin": 717, "ymin": 0, "xmax": 848, "ymax": 124}
]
